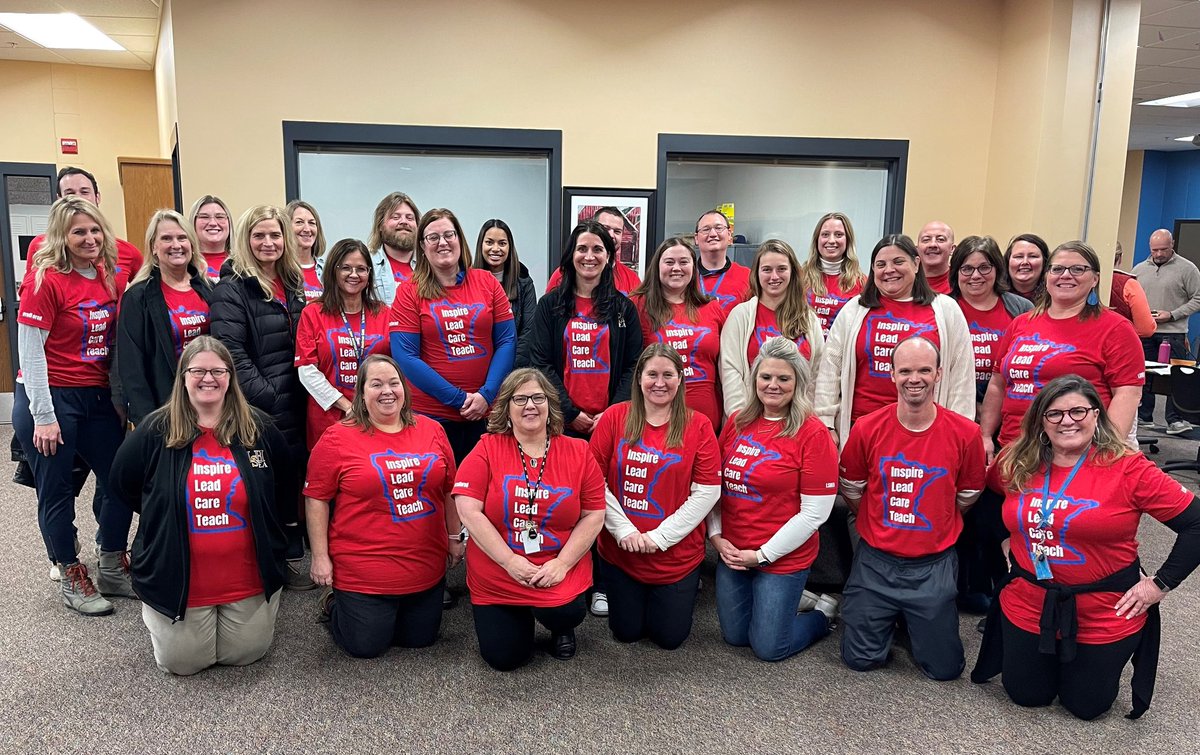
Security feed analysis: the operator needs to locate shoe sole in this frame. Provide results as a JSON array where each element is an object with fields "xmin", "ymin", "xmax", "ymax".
[
  {"xmin": 66, "ymin": 604, "xmax": 115, "ymax": 617},
  {"xmin": 1166, "ymin": 427, "xmax": 1193, "ymax": 435}
]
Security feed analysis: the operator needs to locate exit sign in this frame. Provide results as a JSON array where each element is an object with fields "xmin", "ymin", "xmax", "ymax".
[{"xmin": 60, "ymin": 138, "xmax": 78, "ymax": 154}]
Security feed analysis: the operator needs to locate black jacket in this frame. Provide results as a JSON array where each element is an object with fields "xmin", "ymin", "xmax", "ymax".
[
  {"xmin": 116, "ymin": 265, "xmax": 214, "ymax": 425},
  {"xmin": 209, "ymin": 264, "xmax": 307, "ymax": 450},
  {"xmin": 519, "ymin": 287, "xmax": 642, "ymax": 422},
  {"xmin": 512, "ymin": 264, "xmax": 538, "ymax": 363},
  {"xmin": 109, "ymin": 410, "xmax": 291, "ymax": 621}
]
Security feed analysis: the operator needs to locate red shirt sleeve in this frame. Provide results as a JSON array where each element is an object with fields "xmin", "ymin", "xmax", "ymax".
[
  {"xmin": 390, "ymin": 282, "xmax": 419, "ymax": 334},
  {"xmin": 589, "ymin": 405, "xmax": 620, "ymax": 474},
  {"xmin": 689, "ymin": 413, "xmax": 721, "ymax": 486},
  {"xmin": 578, "ymin": 445, "xmax": 607, "ymax": 511},
  {"xmin": 798, "ymin": 421, "xmax": 839, "ymax": 496},
  {"xmin": 453, "ymin": 436, "xmax": 492, "ymax": 500},
  {"xmin": 839, "ymin": 422, "xmax": 868, "ymax": 483},
  {"xmin": 17, "ymin": 272, "xmax": 61, "ymax": 330},
  {"xmin": 957, "ymin": 428, "xmax": 987, "ymax": 492},
  {"xmin": 991, "ymin": 315, "xmax": 1020, "ymax": 375},
  {"xmin": 294, "ymin": 306, "xmax": 320, "ymax": 367},
  {"xmin": 303, "ymin": 426, "xmax": 342, "ymax": 501},
  {"xmin": 1101, "ymin": 315, "xmax": 1146, "ymax": 389},
  {"xmin": 432, "ymin": 420, "xmax": 458, "ymax": 502},
  {"xmin": 1130, "ymin": 453, "xmax": 1194, "ymax": 521}
]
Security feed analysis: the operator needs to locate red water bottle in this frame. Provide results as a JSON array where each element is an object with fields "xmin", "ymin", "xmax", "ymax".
[{"xmin": 1158, "ymin": 342, "xmax": 1171, "ymax": 363}]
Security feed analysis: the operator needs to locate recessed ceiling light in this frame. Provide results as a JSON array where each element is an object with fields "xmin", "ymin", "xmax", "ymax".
[
  {"xmin": 1141, "ymin": 90, "xmax": 1200, "ymax": 107},
  {"xmin": 0, "ymin": 13, "xmax": 124, "ymax": 51},
  {"xmin": 1174, "ymin": 136, "xmax": 1196, "ymax": 142}
]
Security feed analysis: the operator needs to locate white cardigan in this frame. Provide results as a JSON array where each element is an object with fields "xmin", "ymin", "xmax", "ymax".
[
  {"xmin": 814, "ymin": 293, "xmax": 975, "ymax": 448},
  {"xmin": 719, "ymin": 296, "xmax": 825, "ymax": 418}
]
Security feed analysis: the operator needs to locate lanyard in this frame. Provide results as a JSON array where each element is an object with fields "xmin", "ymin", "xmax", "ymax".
[
  {"xmin": 517, "ymin": 435, "xmax": 550, "ymax": 531},
  {"xmin": 1037, "ymin": 452, "xmax": 1088, "ymax": 531},
  {"xmin": 339, "ymin": 309, "xmax": 367, "ymax": 362}
]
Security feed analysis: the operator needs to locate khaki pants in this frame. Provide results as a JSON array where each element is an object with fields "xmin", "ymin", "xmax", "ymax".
[{"xmin": 141, "ymin": 591, "xmax": 280, "ymax": 676}]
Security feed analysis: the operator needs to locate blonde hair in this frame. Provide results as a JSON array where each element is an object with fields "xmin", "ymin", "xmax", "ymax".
[
  {"xmin": 229, "ymin": 205, "xmax": 304, "ymax": 301},
  {"xmin": 156, "ymin": 336, "xmax": 260, "ymax": 448},
  {"xmin": 367, "ymin": 192, "xmax": 420, "ymax": 253},
  {"xmin": 131, "ymin": 209, "xmax": 208, "ymax": 287},
  {"xmin": 486, "ymin": 368, "xmax": 565, "ymax": 436},
  {"xmin": 33, "ymin": 196, "xmax": 118, "ymax": 296},
  {"xmin": 285, "ymin": 199, "xmax": 327, "ymax": 259},
  {"xmin": 735, "ymin": 337, "xmax": 814, "ymax": 437},
  {"xmin": 624, "ymin": 343, "xmax": 689, "ymax": 448},
  {"xmin": 749, "ymin": 239, "xmax": 815, "ymax": 343},
  {"xmin": 188, "ymin": 195, "xmax": 233, "ymax": 252},
  {"xmin": 803, "ymin": 212, "xmax": 864, "ymax": 296},
  {"xmin": 343, "ymin": 354, "xmax": 416, "ymax": 432},
  {"xmin": 412, "ymin": 208, "xmax": 473, "ymax": 300}
]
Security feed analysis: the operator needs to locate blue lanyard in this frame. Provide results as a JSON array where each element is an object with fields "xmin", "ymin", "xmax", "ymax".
[
  {"xmin": 339, "ymin": 309, "xmax": 367, "ymax": 362},
  {"xmin": 1037, "ymin": 453, "xmax": 1088, "ymax": 530}
]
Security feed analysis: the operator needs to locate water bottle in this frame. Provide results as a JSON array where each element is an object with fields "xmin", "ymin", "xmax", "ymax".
[{"xmin": 1158, "ymin": 341, "xmax": 1171, "ymax": 363}]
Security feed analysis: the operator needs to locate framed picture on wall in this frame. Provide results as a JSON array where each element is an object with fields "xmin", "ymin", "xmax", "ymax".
[{"xmin": 563, "ymin": 187, "xmax": 656, "ymax": 277}]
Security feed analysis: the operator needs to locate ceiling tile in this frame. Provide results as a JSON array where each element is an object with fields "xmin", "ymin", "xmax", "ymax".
[
  {"xmin": 1139, "ymin": 1, "xmax": 1200, "ymax": 29},
  {"xmin": 56, "ymin": 49, "xmax": 152, "ymax": 69},
  {"xmin": 1141, "ymin": 0, "xmax": 1195, "ymax": 19},
  {"xmin": 1136, "ymin": 46, "xmax": 1200, "ymax": 66},
  {"xmin": 107, "ymin": 33, "xmax": 156, "ymax": 54},
  {"xmin": 0, "ymin": 45, "xmax": 72, "ymax": 64},
  {"xmin": 83, "ymin": 16, "xmax": 159, "ymax": 36}
]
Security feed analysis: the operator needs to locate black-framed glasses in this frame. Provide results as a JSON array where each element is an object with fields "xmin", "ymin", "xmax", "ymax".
[
  {"xmin": 1043, "ymin": 406, "xmax": 1096, "ymax": 424},
  {"xmin": 959, "ymin": 264, "xmax": 994, "ymax": 277},
  {"xmin": 184, "ymin": 367, "xmax": 231, "ymax": 379},
  {"xmin": 1047, "ymin": 264, "xmax": 1094, "ymax": 277},
  {"xmin": 423, "ymin": 230, "xmax": 458, "ymax": 246},
  {"xmin": 512, "ymin": 393, "xmax": 547, "ymax": 407}
]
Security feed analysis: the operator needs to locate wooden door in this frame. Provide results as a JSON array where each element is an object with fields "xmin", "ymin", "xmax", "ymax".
[{"xmin": 117, "ymin": 157, "xmax": 175, "ymax": 241}]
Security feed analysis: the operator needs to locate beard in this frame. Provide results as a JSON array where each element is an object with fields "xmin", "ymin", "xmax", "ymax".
[{"xmin": 384, "ymin": 227, "xmax": 415, "ymax": 253}]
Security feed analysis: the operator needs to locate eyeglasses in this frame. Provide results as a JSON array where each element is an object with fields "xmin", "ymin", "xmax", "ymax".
[
  {"xmin": 1047, "ymin": 264, "xmax": 1094, "ymax": 277},
  {"xmin": 512, "ymin": 393, "xmax": 547, "ymax": 407},
  {"xmin": 1043, "ymin": 406, "xmax": 1097, "ymax": 424},
  {"xmin": 423, "ymin": 230, "xmax": 458, "ymax": 246},
  {"xmin": 337, "ymin": 265, "xmax": 370, "ymax": 276},
  {"xmin": 958, "ymin": 264, "xmax": 994, "ymax": 277},
  {"xmin": 195, "ymin": 213, "xmax": 228, "ymax": 222},
  {"xmin": 696, "ymin": 224, "xmax": 729, "ymax": 236},
  {"xmin": 184, "ymin": 367, "xmax": 231, "ymax": 379}
]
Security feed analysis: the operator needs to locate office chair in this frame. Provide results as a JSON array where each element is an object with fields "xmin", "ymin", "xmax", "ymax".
[{"xmin": 1160, "ymin": 364, "xmax": 1200, "ymax": 476}]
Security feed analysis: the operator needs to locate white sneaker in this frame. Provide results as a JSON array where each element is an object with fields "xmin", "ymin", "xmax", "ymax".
[
  {"xmin": 814, "ymin": 593, "xmax": 841, "ymax": 622},
  {"xmin": 49, "ymin": 563, "xmax": 62, "ymax": 581},
  {"xmin": 797, "ymin": 590, "xmax": 820, "ymax": 612},
  {"xmin": 1167, "ymin": 420, "xmax": 1194, "ymax": 435},
  {"xmin": 589, "ymin": 592, "xmax": 609, "ymax": 617}
]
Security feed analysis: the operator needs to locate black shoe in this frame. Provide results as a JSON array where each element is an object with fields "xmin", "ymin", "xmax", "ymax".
[
  {"xmin": 550, "ymin": 630, "xmax": 576, "ymax": 660},
  {"xmin": 976, "ymin": 618, "xmax": 987, "ymax": 634},
  {"xmin": 442, "ymin": 588, "xmax": 455, "ymax": 609}
]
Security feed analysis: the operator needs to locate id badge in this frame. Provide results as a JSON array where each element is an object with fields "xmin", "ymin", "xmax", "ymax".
[
  {"xmin": 522, "ymin": 526, "xmax": 541, "ymax": 555},
  {"xmin": 1033, "ymin": 552, "xmax": 1053, "ymax": 580}
]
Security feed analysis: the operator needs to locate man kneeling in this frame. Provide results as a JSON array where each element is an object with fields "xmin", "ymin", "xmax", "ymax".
[{"xmin": 838, "ymin": 336, "xmax": 984, "ymax": 680}]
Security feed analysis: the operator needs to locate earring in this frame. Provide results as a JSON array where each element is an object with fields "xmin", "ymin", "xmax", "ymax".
[
  {"xmin": 1086, "ymin": 289, "xmax": 1099, "ymax": 306},
  {"xmin": 1038, "ymin": 431, "xmax": 1051, "ymax": 446}
]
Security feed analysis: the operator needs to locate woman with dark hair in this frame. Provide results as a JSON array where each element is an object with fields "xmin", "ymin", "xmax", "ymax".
[
  {"xmin": 1004, "ymin": 233, "xmax": 1049, "ymax": 304},
  {"xmin": 13, "ymin": 196, "xmax": 131, "ymax": 615},
  {"xmin": 189, "ymin": 195, "xmax": 233, "ymax": 283},
  {"xmin": 454, "ymin": 368, "xmax": 606, "ymax": 670},
  {"xmin": 801, "ymin": 212, "xmax": 866, "ymax": 337},
  {"xmin": 472, "ymin": 219, "xmax": 537, "ymax": 346},
  {"xmin": 210, "ymin": 205, "xmax": 310, "ymax": 588},
  {"xmin": 711, "ymin": 337, "xmax": 840, "ymax": 661},
  {"xmin": 296, "ymin": 238, "xmax": 392, "ymax": 449},
  {"xmin": 522, "ymin": 220, "xmax": 643, "ymax": 437},
  {"xmin": 629, "ymin": 236, "xmax": 727, "ymax": 428},
  {"xmin": 118, "ymin": 209, "xmax": 213, "ymax": 426},
  {"xmin": 590, "ymin": 343, "xmax": 720, "ymax": 649},
  {"xmin": 948, "ymin": 235, "xmax": 1032, "ymax": 405},
  {"xmin": 815, "ymin": 233, "xmax": 975, "ymax": 447},
  {"xmin": 109, "ymin": 336, "xmax": 290, "ymax": 675},
  {"xmin": 972, "ymin": 375, "xmax": 1200, "ymax": 720},
  {"xmin": 389, "ymin": 208, "xmax": 516, "ymax": 464},
  {"xmin": 285, "ymin": 200, "xmax": 327, "ymax": 304},
  {"xmin": 979, "ymin": 241, "xmax": 1144, "ymax": 461},
  {"xmin": 305, "ymin": 354, "xmax": 462, "ymax": 658},
  {"xmin": 721, "ymin": 239, "xmax": 824, "ymax": 419}
]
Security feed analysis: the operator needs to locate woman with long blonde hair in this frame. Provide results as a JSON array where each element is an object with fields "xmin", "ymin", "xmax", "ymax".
[{"xmin": 801, "ymin": 212, "xmax": 865, "ymax": 337}]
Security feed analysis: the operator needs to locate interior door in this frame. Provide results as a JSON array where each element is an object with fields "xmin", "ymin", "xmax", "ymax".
[{"xmin": 118, "ymin": 157, "xmax": 175, "ymax": 242}]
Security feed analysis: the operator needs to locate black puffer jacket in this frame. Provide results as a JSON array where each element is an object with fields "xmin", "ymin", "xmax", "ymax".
[{"xmin": 209, "ymin": 264, "xmax": 306, "ymax": 451}]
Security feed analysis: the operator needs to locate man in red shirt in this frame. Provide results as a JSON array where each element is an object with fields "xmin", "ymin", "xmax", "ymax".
[
  {"xmin": 916, "ymin": 221, "xmax": 955, "ymax": 295},
  {"xmin": 838, "ymin": 336, "xmax": 985, "ymax": 680},
  {"xmin": 695, "ymin": 209, "xmax": 751, "ymax": 314}
]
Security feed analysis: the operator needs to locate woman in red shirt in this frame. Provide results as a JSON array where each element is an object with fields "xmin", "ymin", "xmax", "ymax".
[
  {"xmin": 801, "ymin": 212, "xmax": 865, "ymax": 337},
  {"xmin": 630, "ymin": 237, "xmax": 727, "ymax": 429},
  {"xmin": 972, "ymin": 375, "xmax": 1200, "ymax": 720},
  {"xmin": 188, "ymin": 195, "xmax": 233, "ymax": 283},
  {"xmin": 1004, "ymin": 233, "xmax": 1048, "ymax": 305},
  {"xmin": 711, "ymin": 337, "xmax": 840, "ymax": 661},
  {"xmin": 295, "ymin": 238, "xmax": 392, "ymax": 449},
  {"xmin": 13, "ymin": 196, "xmax": 130, "ymax": 616},
  {"xmin": 286, "ymin": 200, "xmax": 327, "ymax": 304},
  {"xmin": 590, "ymin": 343, "xmax": 720, "ymax": 649},
  {"xmin": 454, "ymin": 368, "xmax": 606, "ymax": 670},
  {"xmin": 305, "ymin": 354, "xmax": 463, "ymax": 658}
]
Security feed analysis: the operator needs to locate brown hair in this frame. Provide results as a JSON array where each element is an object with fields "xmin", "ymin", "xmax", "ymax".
[
  {"xmin": 157, "ymin": 336, "xmax": 260, "ymax": 448},
  {"xmin": 343, "ymin": 354, "xmax": 416, "ymax": 432},
  {"xmin": 412, "ymin": 208, "xmax": 472, "ymax": 300},
  {"xmin": 629, "ymin": 236, "xmax": 711, "ymax": 332},
  {"xmin": 624, "ymin": 343, "xmax": 689, "ymax": 448},
  {"xmin": 486, "ymin": 368, "xmax": 565, "ymax": 436}
]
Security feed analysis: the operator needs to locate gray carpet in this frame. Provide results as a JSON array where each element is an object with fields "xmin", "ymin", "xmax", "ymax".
[{"xmin": 1, "ymin": 423, "xmax": 1198, "ymax": 754}]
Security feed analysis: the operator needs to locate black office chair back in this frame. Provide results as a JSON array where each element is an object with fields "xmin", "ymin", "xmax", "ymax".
[{"xmin": 1170, "ymin": 365, "xmax": 1200, "ymax": 423}]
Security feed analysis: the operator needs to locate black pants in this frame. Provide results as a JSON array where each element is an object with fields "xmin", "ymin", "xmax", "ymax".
[
  {"xmin": 600, "ymin": 558, "xmax": 700, "ymax": 650},
  {"xmin": 329, "ymin": 580, "xmax": 445, "ymax": 658},
  {"xmin": 471, "ymin": 594, "xmax": 586, "ymax": 671},
  {"xmin": 1140, "ymin": 333, "xmax": 1191, "ymax": 424},
  {"xmin": 956, "ymin": 487, "xmax": 1008, "ymax": 608},
  {"xmin": 1000, "ymin": 614, "xmax": 1140, "ymax": 720},
  {"xmin": 438, "ymin": 419, "xmax": 487, "ymax": 466}
]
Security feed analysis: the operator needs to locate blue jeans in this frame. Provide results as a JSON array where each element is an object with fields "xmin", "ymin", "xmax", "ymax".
[{"xmin": 715, "ymin": 561, "xmax": 830, "ymax": 661}]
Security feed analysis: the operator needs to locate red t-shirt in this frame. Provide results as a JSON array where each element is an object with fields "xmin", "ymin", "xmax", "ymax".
[
  {"xmin": 186, "ymin": 428, "xmax": 262, "ymax": 608},
  {"xmin": 453, "ymin": 432, "xmax": 606, "ymax": 607},
  {"xmin": 18, "ymin": 268, "xmax": 117, "ymax": 387},
  {"xmin": 23, "ymin": 234, "xmax": 140, "ymax": 298},
  {"xmin": 992, "ymin": 309, "xmax": 1144, "ymax": 446},
  {"xmin": 956, "ymin": 297, "xmax": 1014, "ymax": 389},
  {"xmin": 990, "ymin": 452, "xmax": 1192, "ymax": 643},
  {"xmin": 926, "ymin": 272, "xmax": 951, "ymax": 295},
  {"xmin": 590, "ymin": 403, "xmax": 720, "ymax": 584},
  {"xmin": 301, "ymin": 264, "xmax": 322, "ymax": 303},
  {"xmin": 840, "ymin": 404, "xmax": 985, "ymax": 557},
  {"xmin": 852, "ymin": 298, "xmax": 940, "ymax": 421},
  {"xmin": 546, "ymin": 263, "xmax": 641, "ymax": 295},
  {"xmin": 633, "ymin": 297, "xmax": 727, "ymax": 430},
  {"xmin": 808, "ymin": 273, "xmax": 864, "ymax": 338},
  {"xmin": 562, "ymin": 296, "xmax": 612, "ymax": 417},
  {"xmin": 718, "ymin": 414, "xmax": 838, "ymax": 573},
  {"xmin": 699, "ymin": 261, "xmax": 752, "ymax": 315},
  {"xmin": 304, "ymin": 418, "xmax": 456, "ymax": 595},
  {"xmin": 202, "ymin": 251, "xmax": 227, "ymax": 283},
  {"xmin": 387, "ymin": 254, "xmax": 415, "ymax": 286},
  {"xmin": 295, "ymin": 304, "xmax": 393, "ymax": 449},
  {"xmin": 389, "ymin": 270, "xmax": 514, "ymax": 420},
  {"xmin": 161, "ymin": 283, "xmax": 210, "ymax": 358},
  {"xmin": 748, "ymin": 302, "xmax": 813, "ymax": 367}
]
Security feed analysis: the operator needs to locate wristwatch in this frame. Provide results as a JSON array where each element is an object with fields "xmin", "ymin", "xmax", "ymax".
[
  {"xmin": 1152, "ymin": 573, "xmax": 1171, "ymax": 593},
  {"xmin": 451, "ymin": 527, "xmax": 468, "ymax": 544},
  {"xmin": 756, "ymin": 550, "xmax": 771, "ymax": 567}
]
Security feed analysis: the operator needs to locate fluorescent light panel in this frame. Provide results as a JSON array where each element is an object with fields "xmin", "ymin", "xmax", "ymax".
[
  {"xmin": 1141, "ymin": 90, "xmax": 1200, "ymax": 107},
  {"xmin": 1174, "ymin": 135, "xmax": 1198, "ymax": 142},
  {"xmin": 0, "ymin": 13, "xmax": 124, "ymax": 51}
]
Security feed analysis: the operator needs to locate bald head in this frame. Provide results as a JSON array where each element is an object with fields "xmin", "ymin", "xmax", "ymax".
[
  {"xmin": 1149, "ymin": 229, "xmax": 1175, "ymax": 265},
  {"xmin": 917, "ymin": 221, "xmax": 955, "ymax": 276},
  {"xmin": 891, "ymin": 336, "xmax": 942, "ymax": 408}
]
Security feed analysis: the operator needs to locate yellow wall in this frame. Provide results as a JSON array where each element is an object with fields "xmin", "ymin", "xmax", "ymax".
[
  {"xmin": 0, "ymin": 61, "xmax": 160, "ymax": 239},
  {"xmin": 1118, "ymin": 149, "xmax": 1145, "ymax": 265}
]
